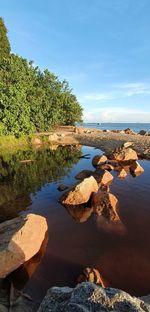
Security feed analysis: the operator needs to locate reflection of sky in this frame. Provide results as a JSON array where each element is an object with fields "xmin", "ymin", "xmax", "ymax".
[{"xmin": 1, "ymin": 0, "xmax": 150, "ymax": 122}]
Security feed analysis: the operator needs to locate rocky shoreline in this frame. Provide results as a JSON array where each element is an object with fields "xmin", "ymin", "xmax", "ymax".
[{"xmin": 42, "ymin": 126, "xmax": 150, "ymax": 160}]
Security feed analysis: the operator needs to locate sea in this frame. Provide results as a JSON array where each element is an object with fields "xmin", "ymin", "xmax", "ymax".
[{"xmin": 79, "ymin": 123, "xmax": 150, "ymax": 133}]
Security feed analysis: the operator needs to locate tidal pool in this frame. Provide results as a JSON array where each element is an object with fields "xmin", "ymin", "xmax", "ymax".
[{"xmin": 0, "ymin": 144, "xmax": 150, "ymax": 310}]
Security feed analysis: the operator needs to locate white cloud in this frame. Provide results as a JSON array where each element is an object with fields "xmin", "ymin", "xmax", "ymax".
[
  {"xmin": 84, "ymin": 107, "xmax": 150, "ymax": 123},
  {"xmin": 79, "ymin": 82, "xmax": 150, "ymax": 103}
]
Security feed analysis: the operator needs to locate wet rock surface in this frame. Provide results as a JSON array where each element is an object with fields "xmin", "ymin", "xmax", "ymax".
[
  {"xmin": 0, "ymin": 214, "xmax": 47, "ymax": 278},
  {"xmin": 38, "ymin": 282, "xmax": 150, "ymax": 312}
]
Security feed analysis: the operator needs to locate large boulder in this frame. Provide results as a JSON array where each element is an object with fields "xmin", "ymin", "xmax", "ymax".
[
  {"xmin": 92, "ymin": 155, "xmax": 107, "ymax": 167},
  {"xmin": 38, "ymin": 282, "xmax": 150, "ymax": 312},
  {"xmin": 112, "ymin": 147, "xmax": 138, "ymax": 162},
  {"xmin": 0, "ymin": 214, "xmax": 47, "ymax": 278},
  {"xmin": 59, "ymin": 176, "xmax": 98, "ymax": 208},
  {"xmin": 65, "ymin": 205, "xmax": 93, "ymax": 223},
  {"xmin": 92, "ymin": 190, "xmax": 119, "ymax": 222}
]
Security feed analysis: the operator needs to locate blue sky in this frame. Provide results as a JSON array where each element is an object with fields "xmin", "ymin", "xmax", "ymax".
[{"xmin": 1, "ymin": 0, "xmax": 150, "ymax": 122}]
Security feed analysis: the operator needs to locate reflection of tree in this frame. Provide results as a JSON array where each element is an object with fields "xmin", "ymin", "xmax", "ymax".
[{"xmin": 0, "ymin": 146, "xmax": 82, "ymax": 223}]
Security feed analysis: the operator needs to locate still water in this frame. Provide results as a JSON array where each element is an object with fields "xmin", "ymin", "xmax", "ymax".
[{"xmin": 0, "ymin": 145, "xmax": 150, "ymax": 309}]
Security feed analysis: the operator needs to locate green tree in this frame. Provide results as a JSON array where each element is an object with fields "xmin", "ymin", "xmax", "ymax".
[{"xmin": 0, "ymin": 17, "xmax": 10, "ymax": 59}]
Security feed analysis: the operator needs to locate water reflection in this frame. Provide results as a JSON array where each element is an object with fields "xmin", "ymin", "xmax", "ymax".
[{"xmin": 0, "ymin": 145, "xmax": 82, "ymax": 223}]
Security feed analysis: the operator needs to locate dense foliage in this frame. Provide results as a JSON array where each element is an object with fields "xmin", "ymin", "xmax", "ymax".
[
  {"xmin": 0, "ymin": 17, "xmax": 10, "ymax": 59},
  {"xmin": 0, "ymin": 18, "xmax": 82, "ymax": 136}
]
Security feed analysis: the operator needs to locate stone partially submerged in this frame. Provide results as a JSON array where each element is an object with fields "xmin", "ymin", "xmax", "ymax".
[
  {"xmin": 0, "ymin": 214, "xmax": 47, "ymax": 278},
  {"xmin": 38, "ymin": 282, "xmax": 150, "ymax": 312},
  {"xmin": 93, "ymin": 169, "xmax": 113, "ymax": 186},
  {"xmin": 112, "ymin": 147, "xmax": 138, "ymax": 162},
  {"xmin": 130, "ymin": 161, "xmax": 144, "ymax": 176},
  {"xmin": 59, "ymin": 176, "xmax": 98, "ymax": 209},
  {"xmin": 92, "ymin": 154, "xmax": 107, "ymax": 167}
]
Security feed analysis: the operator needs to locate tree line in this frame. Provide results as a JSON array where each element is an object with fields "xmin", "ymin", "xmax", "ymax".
[{"xmin": 0, "ymin": 17, "xmax": 83, "ymax": 136}]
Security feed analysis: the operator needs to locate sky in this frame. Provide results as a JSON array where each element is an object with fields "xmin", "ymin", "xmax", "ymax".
[{"xmin": 1, "ymin": 0, "xmax": 150, "ymax": 123}]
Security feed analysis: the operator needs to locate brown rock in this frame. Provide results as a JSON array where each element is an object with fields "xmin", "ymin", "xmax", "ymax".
[
  {"xmin": 0, "ymin": 214, "xmax": 48, "ymax": 278},
  {"xmin": 99, "ymin": 164, "xmax": 114, "ymax": 171},
  {"xmin": 112, "ymin": 148, "xmax": 138, "ymax": 162},
  {"xmin": 124, "ymin": 128, "xmax": 134, "ymax": 135},
  {"xmin": 130, "ymin": 161, "xmax": 144, "ymax": 176},
  {"xmin": 77, "ymin": 267, "xmax": 106, "ymax": 287},
  {"xmin": 92, "ymin": 155, "xmax": 107, "ymax": 167},
  {"xmin": 117, "ymin": 168, "xmax": 128, "ymax": 178},
  {"xmin": 59, "ymin": 176, "xmax": 99, "ymax": 208},
  {"xmin": 94, "ymin": 169, "xmax": 113, "ymax": 186},
  {"xmin": 75, "ymin": 170, "xmax": 94, "ymax": 180},
  {"xmin": 122, "ymin": 141, "xmax": 133, "ymax": 148},
  {"xmin": 92, "ymin": 190, "xmax": 119, "ymax": 222},
  {"xmin": 48, "ymin": 133, "xmax": 59, "ymax": 142}
]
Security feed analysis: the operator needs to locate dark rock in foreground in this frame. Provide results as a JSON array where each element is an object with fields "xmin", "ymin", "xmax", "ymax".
[{"xmin": 38, "ymin": 282, "xmax": 150, "ymax": 312}]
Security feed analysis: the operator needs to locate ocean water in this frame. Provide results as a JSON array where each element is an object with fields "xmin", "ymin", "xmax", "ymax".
[{"xmin": 80, "ymin": 123, "xmax": 150, "ymax": 133}]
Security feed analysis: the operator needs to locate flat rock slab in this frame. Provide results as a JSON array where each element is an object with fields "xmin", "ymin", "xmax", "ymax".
[
  {"xmin": 38, "ymin": 282, "xmax": 150, "ymax": 312},
  {"xmin": 0, "ymin": 213, "xmax": 48, "ymax": 278}
]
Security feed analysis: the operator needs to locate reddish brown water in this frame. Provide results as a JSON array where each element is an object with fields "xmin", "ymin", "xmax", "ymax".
[{"xmin": 1, "ymin": 145, "xmax": 150, "ymax": 309}]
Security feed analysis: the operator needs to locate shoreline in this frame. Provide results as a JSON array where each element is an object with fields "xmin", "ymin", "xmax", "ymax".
[{"xmin": 0, "ymin": 127, "xmax": 150, "ymax": 159}]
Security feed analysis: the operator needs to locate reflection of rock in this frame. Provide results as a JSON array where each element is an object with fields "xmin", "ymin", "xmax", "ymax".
[
  {"xmin": 38, "ymin": 282, "xmax": 149, "ymax": 312},
  {"xmin": 57, "ymin": 184, "xmax": 68, "ymax": 192},
  {"xmin": 130, "ymin": 161, "xmax": 144, "ymax": 176},
  {"xmin": 112, "ymin": 147, "xmax": 138, "ymax": 162},
  {"xmin": 94, "ymin": 169, "xmax": 113, "ymax": 186},
  {"xmin": 92, "ymin": 155, "xmax": 107, "ymax": 167},
  {"xmin": 59, "ymin": 176, "xmax": 98, "ymax": 209},
  {"xmin": 49, "ymin": 144, "xmax": 58, "ymax": 151},
  {"xmin": 65, "ymin": 205, "xmax": 93, "ymax": 223},
  {"xmin": 117, "ymin": 168, "xmax": 128, "ymax": 178},
  {"xmin": 96, "ymin": 215, "xmax": 126, "ymax": 235},
  {"xmin": 77, "ymin": 267, "xmax": 106, "ymax": 287},
  {"xmin": 92, "ymin": 190, "xmax": 119, "ymax": 222},
  {"xmin": 75, "ymin": 170, "xmax": 94, "ymax": 180},
  {"xmin": 0, "ymin": 214, "xmax": 48, "ymax": 278},
  {"xmin": 48, "ymin": 134, "xmax": 59, "ymax": 142}
]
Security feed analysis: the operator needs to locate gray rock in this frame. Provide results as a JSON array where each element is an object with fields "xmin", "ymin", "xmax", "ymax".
[{"xmin": 38, "ymin": 282, "xmax": 150, "ymax": 312}]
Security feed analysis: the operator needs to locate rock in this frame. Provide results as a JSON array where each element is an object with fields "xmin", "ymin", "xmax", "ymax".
[
  {"xmin": 92, "ymin": 155, "xmax": 107, "ymax": 167},
  {"xmin": 75, "ymin": 170, "xmax": 94, "ymax": 180},
  {"xmin": 48, "ymin": 133, "xmax": 58, "ymax": 142},
  {"xmin": 138, "ymin": 130, "xmax": 148, "ymax": 136},
  {"xmin": 0, "ymin": 214, "xmax": 47, "ymax": 278},
  {"xmin": 124, "ymin": 128, "xmax": 135, "ymax": 135},
  {"xmin": 112, "ymin": 148, "xmax": 138, "ymax": 162},
  {"xmin": 57, "ymin": 184, "xmax": 68, "ymax": 192},
  {"xmin": 92, "ymin": 190, "xmax": 119, "ymax": 222},
  {"xmin": 77, "ymin": 268, "xmax": 106, "ymax": 287},
  {"xmin": 59, "ymin": 176, "xmax": 99, "ymax": 208},
  {"xmin": 98, "ymin": 164, "xmax": 114, "ymax": 171},
  {"xmin": 117, "ymin": 167, "xmax": 128, "ymax": 178},
  {"xmin": 130, "ymin": 161, "xmax": 144, "ymax": 176},
  {"xmin": 38, "ymin": 282, "xmax": 150, "ymax": 312},
  {"xmin": 122, "ymin": 141, "xmax": 133, "ymax": 148},
  {"xmin": 32, "ymin": 137, "xmax": 42, "ymax": 145},
  {"xmin": 94, "ymin": 169, "xmax": 113, "ymax": 186}
]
